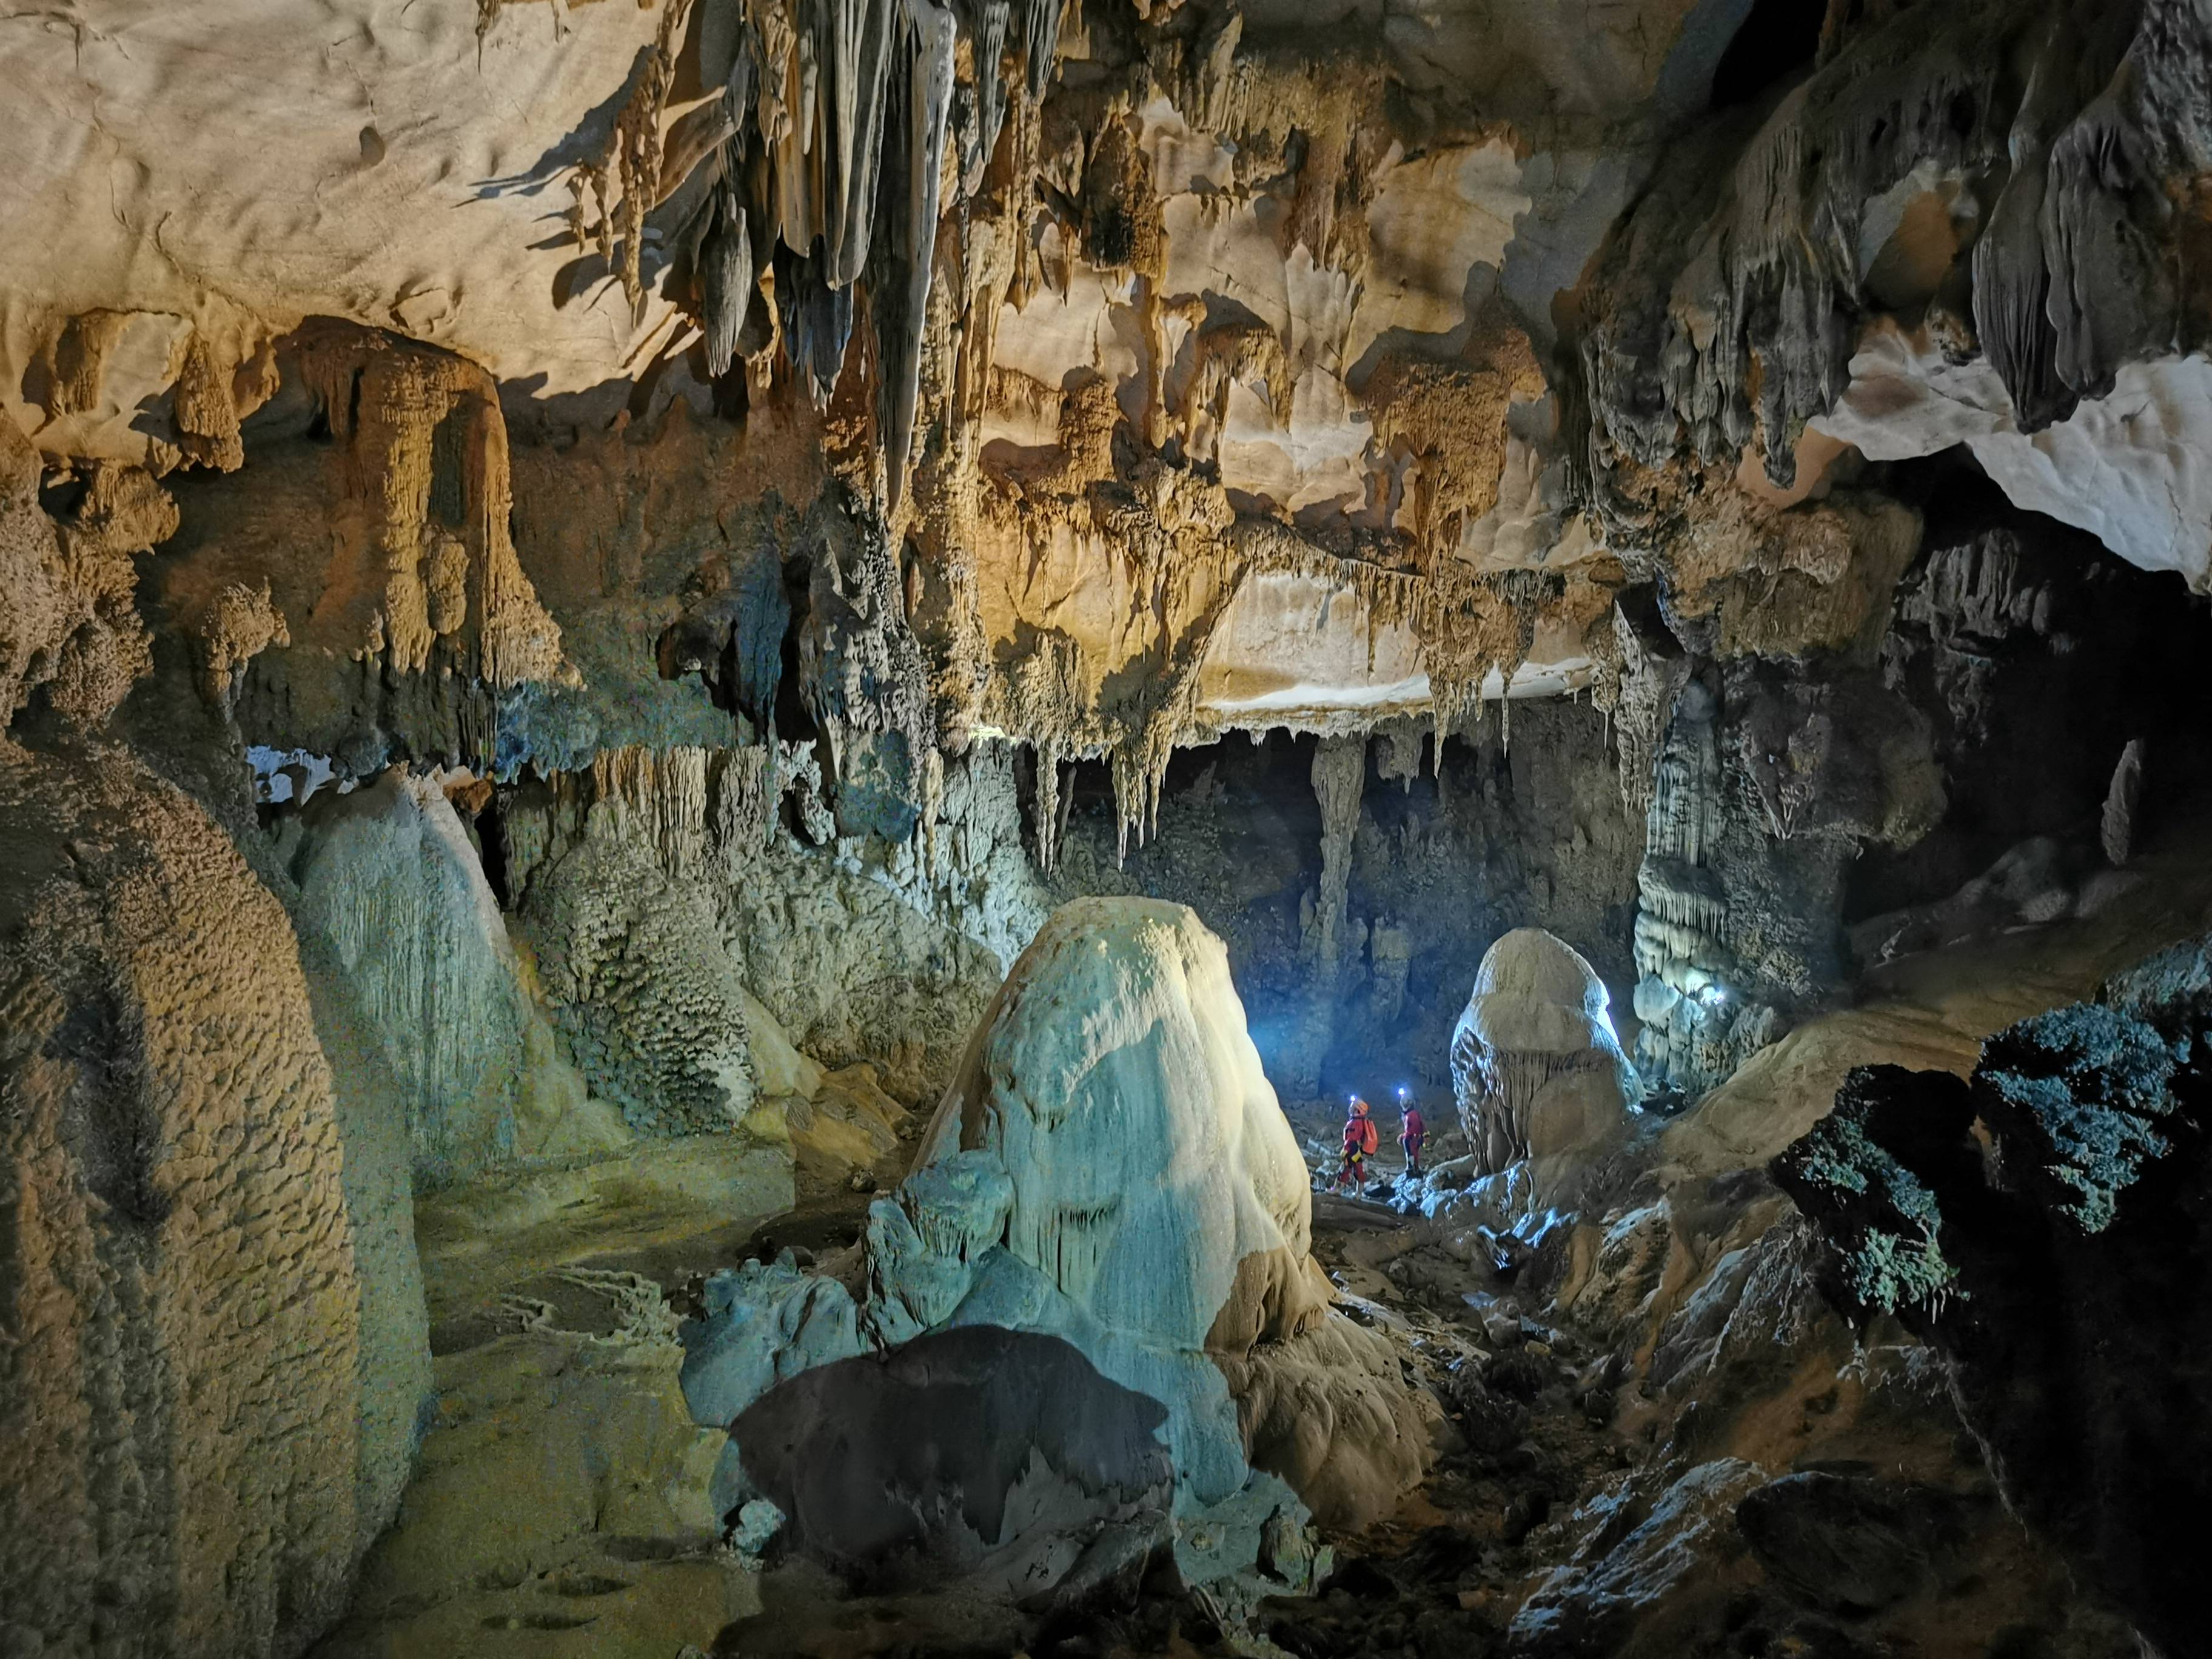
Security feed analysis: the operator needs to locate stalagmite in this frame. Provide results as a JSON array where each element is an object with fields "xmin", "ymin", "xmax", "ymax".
[
  {"xmin": 680, "ymin": 899, "xmax": 1435, "ymax": 1603},
  {"xmin": 1451, "ymin": 928, "xmax": 1639, "ymax": 1176}
]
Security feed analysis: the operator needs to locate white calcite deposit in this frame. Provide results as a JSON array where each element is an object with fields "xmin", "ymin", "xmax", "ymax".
[
  {"xmin": 679, "ymin": 897, "xmax": 1433, "ymax": 1604},
  {"xmin": 1452, "ymin": 927, "xmax": 1641, "ymax": 1176}
]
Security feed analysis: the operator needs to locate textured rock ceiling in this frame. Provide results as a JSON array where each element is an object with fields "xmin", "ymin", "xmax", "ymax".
[{"xmin": 5, "ymin": 0, "xmax": 2211, "ymax": 850}]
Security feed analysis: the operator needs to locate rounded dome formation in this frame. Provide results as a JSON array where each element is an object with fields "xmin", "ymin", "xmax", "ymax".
[
  {"xmin": 1452, "ymin": 928, "xmax": 1641, "ymax": 1175},
  {"xmin": 923, "ymin": 895, "xmax": 1330, "ymax": 1359},
  {"xmin": 1469, "ymin": 923, "xmax": 1624, "ymax": 1028}
]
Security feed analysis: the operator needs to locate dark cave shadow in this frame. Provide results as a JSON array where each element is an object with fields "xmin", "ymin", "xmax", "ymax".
[{"xmin": 729, "ymin": 1325, "xmax": 1173, "ymax": 1595}]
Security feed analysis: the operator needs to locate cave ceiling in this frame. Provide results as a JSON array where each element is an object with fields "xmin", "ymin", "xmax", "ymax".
[{"xmin": 5, "ymin": 0, "xmax": 2209, "ymax": 843}]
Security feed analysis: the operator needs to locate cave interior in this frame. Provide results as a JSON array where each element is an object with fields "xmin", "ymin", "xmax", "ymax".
[{"xmin": 5, "ymin": 1, "xmax": 2212, "ymax": 1656}]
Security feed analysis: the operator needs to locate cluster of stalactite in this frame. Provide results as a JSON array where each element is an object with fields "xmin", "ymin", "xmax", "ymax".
[
  {"xmin": 974, "ymin": 505, "xmax": 1621, "ymax": 873},
  {"xmin": 292, "ymin": 323, "xmax": 568, "ymax": 691},
  {"xmin": 577, "ymin": 0, "xmax": 1065, "ymax": 505}
]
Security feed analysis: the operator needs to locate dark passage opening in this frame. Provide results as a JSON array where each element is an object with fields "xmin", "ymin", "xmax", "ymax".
[
  {"xmin": 1710, "ymin": 0, "xmax": 1823, "ymax": 107},
  {"xmin": 475, "ymin": 789, "xmax": 512, "ymax": 911}
]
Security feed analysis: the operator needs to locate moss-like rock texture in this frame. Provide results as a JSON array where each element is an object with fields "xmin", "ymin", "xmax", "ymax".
[{"xmin": 1775, "ymin": 936, "xmax": 2212, "ymax": 1653}]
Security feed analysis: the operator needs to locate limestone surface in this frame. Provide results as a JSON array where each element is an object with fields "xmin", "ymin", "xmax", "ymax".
[{"xmin": 0, "ymin": 743, "xmax": 420, "ymax": 1659}]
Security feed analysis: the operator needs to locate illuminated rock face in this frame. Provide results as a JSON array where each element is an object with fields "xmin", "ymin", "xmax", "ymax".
[
  {"xmin": 0, "ymin": 745, "xmax": 426, "ymax": 1659},
  {"xmin": 918, "ymin": 897, "xmax": 1330, "ymax": 1369},
  {"xmin": 1452, "ymin": 927, "xmax": 1640, "ymax": 1176},
  {"xmin": 0, "ymin": 0, "xmax": 1715, "ymax": 863},
  {"xmin": 682, "ymin": 897, "xmax": 1432, "ymax": 1600},
  {"xmin": 10, "ymin": 0, "xmax": 2212, "ymax": 854}
]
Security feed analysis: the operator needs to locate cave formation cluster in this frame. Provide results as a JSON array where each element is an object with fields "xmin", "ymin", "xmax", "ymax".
[{"xmin": 8, "ymin": 0, "xmax": 2212, "ymax": 1655}]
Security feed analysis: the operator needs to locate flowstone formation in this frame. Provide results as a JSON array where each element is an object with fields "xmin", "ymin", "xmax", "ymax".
[
  {"xmin": 680, "ymin": 898, "xmax": 1435, "ymax": 1608},
  {"xmin": 0, "ymin": 745, "xmax": 425, "ymax": 1659},
  {"xmin": 283, "ymin": 767, "xmax": 544, "ymax": 1185},
  {"xmin": 1450, "ymin": 928, "xmax": 1640, "ymax": 1178}
]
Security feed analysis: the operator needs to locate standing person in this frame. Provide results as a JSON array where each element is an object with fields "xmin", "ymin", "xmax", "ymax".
[
  {"xmin": 1396, "ymin": 1085, "xmax": 1427, "ymax": 1179},
  {"xmin": 1338, "ymin": 1095, "xmax": 1379, "ymax": 1191}
]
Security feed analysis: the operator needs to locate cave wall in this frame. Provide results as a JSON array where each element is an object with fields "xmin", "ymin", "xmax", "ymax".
[
  {"xmin": 1855, "ymin": 471, "xmax": 2212, "ymax": 920},
  {"xmin": 1776, "ymin": 926, "xmax": 2212, "ymax": 1657}
]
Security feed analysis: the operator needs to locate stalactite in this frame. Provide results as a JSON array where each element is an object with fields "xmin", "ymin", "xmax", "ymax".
[
  {"xmin": 1167, "ymin": 312, "xmax": 1291, "ymax": 463},
  {"xmin": 774, "ymin": 240, "xmax": 859, "ymax": 409},
  {"xmin": 1599, "ymin": 593, "xmax": 1696, "ymax": 824},
  {"xmin": 701, "ymin": 184, "xmax": 754, "ymax": 378},
  {"xmin": 516, "ymin": 739, "xmax": 801, "ymax": 899},
  {"xmin": 1031, "ymin": 741, "xmax": 1064, "ymax": 873},
  {"xmin": 1413, "ymin": 566, "xmax": 1555, "ymax": 751},
  {"xmin": 1111, "ymin": 745, "xmax": 1146, "ymax": 866},
  {"xmin": 873, "ymin": 0, "xmax": 959, "ymax": 506},
  {"xmin": 1626, "ymin": 673, "xmax": 1786, "ymax": 1096},
  {"xmin": 589, "ymin": 745, "xmax": 716, "ymax": 874},
  {"xmin": 196, "ymin": 579, "xmax": 290, "ymax": 708},
  {"xmin": 630, "ymin": 0, "xmax": 1067, "ymax": 513},
  {"xmin": 963, "ymin": 0, "xmax": 1014, "ymax": 184},
  {"xmin": 1012, "ymin": 0, "xmax": 1059, "ymax": 99},
  {"xmin": 610, "ymin": 0, "xmax": 698, "ymax": 315},
  {"xmin": 45, "ymin": 310, "xmax": 130, "ymax": 417},
  {"xmin": 965, "ymin": 508, "xmax": 1612, "ymax": 871},
  {"xmin": 1362, "ymin": 318, "xmax": 1541, "ymax": 560},
  {"xmin": 2, "ymin": 415, "xmax": 173, "ymax": 731},
  {"xmin": 173, "ymin": 332, "xmax": 245, "ymax": 472},
  {"xmin": 1372, "ymin": 719, "xmax": 1426, "ymax": 791},
  {"xmin": 819, "ymin": 0, "xmax": 900, "ymax": 289}
]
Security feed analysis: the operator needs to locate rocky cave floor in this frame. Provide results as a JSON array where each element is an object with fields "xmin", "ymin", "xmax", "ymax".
[{"xmin": 298, "ymin": 808, "xmax": 2212, "ymax": 1659}]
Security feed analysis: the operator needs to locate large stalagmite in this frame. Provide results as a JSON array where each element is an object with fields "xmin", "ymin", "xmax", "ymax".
[
  {"xmin": 0, "ymin": 745, "xmax": 424, "ymax": 1659},
  {"xmin": 1452, "ymin": 927, "xmax": 1640, "ymax": 1176},
  {"xmin": 680, "ymin": 897, "xmax": 1434, "ymax": 1601}
]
